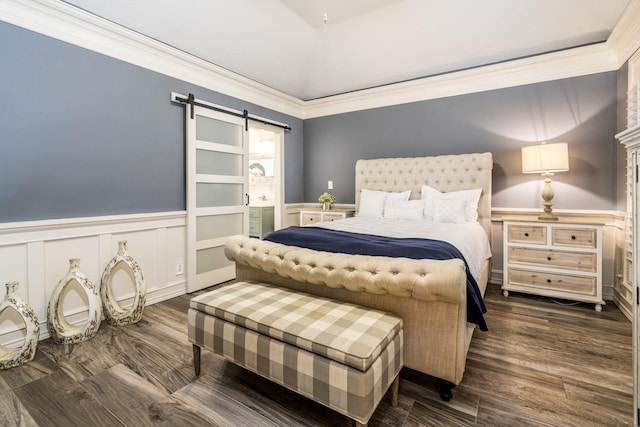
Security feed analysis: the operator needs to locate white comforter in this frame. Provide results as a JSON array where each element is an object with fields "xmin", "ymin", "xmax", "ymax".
[{"xmin": 309, "ymin": 217, "xmax": 492, "ymax": 281}]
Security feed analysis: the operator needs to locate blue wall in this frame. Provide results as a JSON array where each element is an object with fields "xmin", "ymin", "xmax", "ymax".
[
  {"xmin": 304, "ymin": 73, "xmax": 619, "ymax": 211},
  {"xmin": 0, "ymin": 21, "xmax": 303, "ymax": 222},
  {"xmin": 0, "ymin": 20, "xmax": 622, "ymax": 223}
]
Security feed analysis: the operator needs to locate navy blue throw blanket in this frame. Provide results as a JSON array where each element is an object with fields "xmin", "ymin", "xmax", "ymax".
[{"xmin": 265, "ymin": 226, "xmax": 487, "ymax": 331}]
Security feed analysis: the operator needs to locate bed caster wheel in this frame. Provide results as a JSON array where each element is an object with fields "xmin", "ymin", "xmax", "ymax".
[{"xmin": 437, "ymin": 379, "xmax": 455, "ymax": 401}]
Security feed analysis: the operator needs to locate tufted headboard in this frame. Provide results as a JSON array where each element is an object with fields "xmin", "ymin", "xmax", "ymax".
[{"xmin": 355, "ymin": 152, "xmax": 493, "ymax": 238}]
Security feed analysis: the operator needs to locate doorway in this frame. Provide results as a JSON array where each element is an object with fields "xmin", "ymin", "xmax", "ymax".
[{"xmin": 248, "ymin": 126, "xmax": 283, "ymax": 237}]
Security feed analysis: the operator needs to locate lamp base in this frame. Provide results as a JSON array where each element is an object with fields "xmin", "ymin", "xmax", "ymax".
[
  {"xmin": 539, "ymin": 174, "xmax": 559, "ymax": 221},
  {"xmin": 538, "ymin": 212, "xmax": 559, "ymax": 221}
]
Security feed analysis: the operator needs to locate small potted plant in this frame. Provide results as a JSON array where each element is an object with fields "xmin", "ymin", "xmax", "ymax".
[{"xmin": 318, "ymin": 192, "xmax": 336, "ymax": 210}]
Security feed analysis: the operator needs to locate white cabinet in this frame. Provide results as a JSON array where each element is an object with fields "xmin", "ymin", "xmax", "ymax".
[
  {"xmin": 502, "ymin": 217, "xmax": 604, "ymax": 311},
  {"xmin": 249, "ymin": 206, "xmax": 274, "ymax": 239},
  {"xmin": 299, "ymin": 208, "xmax": 355, "ymax": 225}
]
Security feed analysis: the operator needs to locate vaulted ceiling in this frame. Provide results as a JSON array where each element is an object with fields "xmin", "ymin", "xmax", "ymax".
[{"xmin": 63, "ymin": 0, "xmax": 631, "ymax": 101}]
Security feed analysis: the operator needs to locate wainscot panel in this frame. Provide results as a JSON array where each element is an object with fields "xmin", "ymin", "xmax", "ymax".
[{"xmin": 0, "ymin": 212, "xmax": 186, "ymax": 346}]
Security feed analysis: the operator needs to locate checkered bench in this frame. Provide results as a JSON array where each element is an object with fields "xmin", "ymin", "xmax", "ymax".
[{"xmin": 188, "ymin": 281, "xmax": 403, "ymax": 427}]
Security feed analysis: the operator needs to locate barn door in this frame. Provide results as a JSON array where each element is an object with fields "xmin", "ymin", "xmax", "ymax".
[{"xmin": 185, "ymin": 105, "xmax": 248, "ymax": 292}]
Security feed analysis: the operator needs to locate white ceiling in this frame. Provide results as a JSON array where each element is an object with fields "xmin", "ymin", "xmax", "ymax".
[{"xmin": 63, "ymin": 0, "xmax": 631, "ymax": 101}]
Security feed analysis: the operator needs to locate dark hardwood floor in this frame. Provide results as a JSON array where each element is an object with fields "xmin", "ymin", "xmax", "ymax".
[{"xmin": 0, "ymin": 283, "xmax": 632, "ymax": 426}]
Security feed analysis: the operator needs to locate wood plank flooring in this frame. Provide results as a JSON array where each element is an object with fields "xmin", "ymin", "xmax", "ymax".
[{"xmin": 0, "ymin": 283, "xmax": 632, "ymax": 426}]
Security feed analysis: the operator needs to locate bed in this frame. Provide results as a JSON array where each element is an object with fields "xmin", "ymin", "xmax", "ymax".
[{"xmin": 224, "ymin": 152, "xmax": 493, "ymax": 400}]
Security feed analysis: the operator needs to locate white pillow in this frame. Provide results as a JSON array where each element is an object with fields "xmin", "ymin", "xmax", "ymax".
[
  {"xmin": 432, "ymin": 197, "xmax": 467, "ymax": 223},
  {"xmin": 383, "ymin": 190, "xmax": 411, "ymax": 216},
  {"xmin": 358, "ymin": 189, "xmax": 411, "ymax": 218},
  {"xmin": 358, "ymin": 189, "xmax": 388, "ymax": 218},
  {"xmin": 384, "ymin": 199, "xmax": 425, "ymax": 220},
  {"xmin": 421, "ymin": 185, "xmax": 482, "ymax": 222}
]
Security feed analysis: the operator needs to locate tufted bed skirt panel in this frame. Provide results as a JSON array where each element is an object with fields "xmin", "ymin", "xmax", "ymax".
[{"xmin": 224, "ymin": 235, "xmax": 467, "ymax": 304}]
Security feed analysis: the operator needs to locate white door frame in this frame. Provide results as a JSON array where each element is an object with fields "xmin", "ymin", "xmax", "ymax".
[{"xmin": 249, "ymin": 124, "xmax": 285, "ymax": 231}]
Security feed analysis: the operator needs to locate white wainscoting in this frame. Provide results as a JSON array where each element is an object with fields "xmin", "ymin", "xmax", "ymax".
[
  {"xmin": 0, "ymin": 211, "xmax": 186, "ymax": 346},
  {"xmin": 2, "ymin": 207, "xmax": 623, "ymax": 347}
]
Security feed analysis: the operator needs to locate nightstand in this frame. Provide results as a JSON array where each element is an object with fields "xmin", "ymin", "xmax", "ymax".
[
  {"xmin": 299, "ymin": 208, "xmax": 355, "ymax": 225},
  {"xmin": 502, "ymin": 217, "xmax": 604, "ymax": 311}
]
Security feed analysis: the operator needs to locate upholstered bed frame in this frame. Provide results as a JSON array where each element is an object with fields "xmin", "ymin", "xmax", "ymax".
[
  {"xmin": 224, "ymin": 152, "xmax": 493, "ymax": 399},
  {"xmin": 354, "ymin": 153, "xmax": 493, "ymax": 239}
]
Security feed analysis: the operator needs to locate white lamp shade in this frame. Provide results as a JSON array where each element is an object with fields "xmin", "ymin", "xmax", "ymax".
[{"xmin": 521, "ymin": 142, "xmax": 569, "ymax": 174}]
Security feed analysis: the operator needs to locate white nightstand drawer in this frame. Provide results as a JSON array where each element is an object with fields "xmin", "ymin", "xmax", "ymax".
[
  {"xmin": 508, "ymin": 247, "xmax": 597, "ymax": 272},
  {"xmin": 507, "ymin": 224, "xmax": 547, "ymax": 245},
  {"xmin": 322, "ymin": 213, "xmax": 346, "ymax": 222},
  {"xmin": 507, "ymin": 268, "xmax": 597, "ymax": 296},
  {"xmin": 301, "ymin": 213, "xmax": 322, "ymax": 225},
  {"xmin": 551, "ymin": 227, "xmax": 597, "ymax": 249}
]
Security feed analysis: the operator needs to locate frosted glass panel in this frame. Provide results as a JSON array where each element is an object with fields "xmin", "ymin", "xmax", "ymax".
[
  {"xmin": 196, "ymin": 183, "xmax": 243, "ymax": 207},
  {"xmin": 196, "ymin": 115, "xmax": 242, "ymax": 147},
  {"xmin": 196, "ymin": 246, "xmax": 232, "ymax": 274},
  {"xmin": 196, "ymin": 214, "xmax": 243, "ymax": 241},
  {"xmin": 197, "ymin": 150, "xmax": 242, "ymax": 176}
]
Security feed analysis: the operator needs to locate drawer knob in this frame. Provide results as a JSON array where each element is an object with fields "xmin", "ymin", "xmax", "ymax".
[
  {"xmin": 547, "ymin": 256, "xmax": 552, "ymax": 261},
  {"xmin": 571, "ymin": 235, "xmax": 576, "ymax": 240},
  {"xmin": 524, "ymin": 232, "xmax": 529, "ymax": 237},
  {"xmin": 546, "ymin": 279, "xmax": 552, "ymax": 283}
]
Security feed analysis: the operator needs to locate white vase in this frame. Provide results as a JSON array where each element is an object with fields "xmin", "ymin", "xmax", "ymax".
[
  {"xmin": 47, "ymin": 258, "xmax": 102, "ymax": 344},
  {"xmin": 0, "ymin": 281, "xmax": 39, "ymax": 369},
  {"xmin": 101, "ymin": 240, "xmax": 146, "ymax": 326}
]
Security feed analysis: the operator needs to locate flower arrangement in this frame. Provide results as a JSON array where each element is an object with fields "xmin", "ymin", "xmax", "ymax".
[{"xmin": 318, "ymin": 192, "xmax": 336, "ymax": 207}]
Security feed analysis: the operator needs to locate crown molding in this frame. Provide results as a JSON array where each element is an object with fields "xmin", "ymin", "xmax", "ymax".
[
  {"xmin": 607, "ymin": 0, "xmax": 640, "ymax": 66},
  {"xmin": 1, "ymin": 0, "xmax": 635, "ymax": 120},
  {"xmin": 0, "ymin": 0, "xmax": 304, "ymax": 118},
  {"xmin": 301, "ymin": 43, "xmax": 618, "ymax": 118}
]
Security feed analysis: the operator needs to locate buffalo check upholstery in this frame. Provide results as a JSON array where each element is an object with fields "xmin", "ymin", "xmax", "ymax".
[{"xmin": 188, "ymin": 281, "xmax": 403, "ymax": 426}]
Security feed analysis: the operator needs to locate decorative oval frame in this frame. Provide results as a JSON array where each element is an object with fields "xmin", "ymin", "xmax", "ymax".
[
  {"xmin": 0, "ymin": 281, "xmax": 39, "ymax": 369},
  {"xmin": 47, "ymin": 258, "xmax": 102, "ymax": 344},
  {"xmin": 101, "ymin": 241, "xmax": 146, "ymax": 326}
]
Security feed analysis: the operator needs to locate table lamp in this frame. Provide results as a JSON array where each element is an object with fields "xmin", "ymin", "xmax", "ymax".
[{"xmin": 521, "ymin": 142, "xmax": 569, "ymax": 221}]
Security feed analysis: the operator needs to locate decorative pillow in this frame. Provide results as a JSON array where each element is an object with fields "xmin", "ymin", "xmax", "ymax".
[
  {"xmin": 382, "ymin": 190, "xmax": 411, "ymax": 217},
  {"xmin": 358, "ymin": 189, "xmax": 388, "ymax": 218},
  {"xmin": 432, "ymin": 197, "xmax": 467, "ymax": 223},
  {"xmin": 384, "ymin": 199, "xmax": 425, "ymax": 220},
  {"xmin": 358, "ymin": 189, "xmax": 411, "ymax": 218},
  {"xmin": 421, "ymin": 185, "xmax": 482, "ymax": 222}
]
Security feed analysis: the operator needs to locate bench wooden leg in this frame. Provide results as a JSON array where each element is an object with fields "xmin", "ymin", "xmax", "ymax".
[
  {"xmin": 354, "ymin": 421, "xmax": 367, "ymax": 427},
  {"xmin": 193, "ymin": 344, "xmax": 201, "ymax": 376},
  {"xmin": 390, "ymin": 374, "xmax": 400, "ymax": 407}
]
